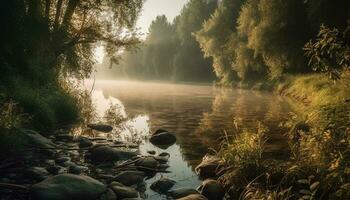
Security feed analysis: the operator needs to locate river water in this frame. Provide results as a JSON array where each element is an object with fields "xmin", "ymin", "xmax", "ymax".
[{"xmin": 84, "ymin": 80, "xmax": 294, "ymax": 199}]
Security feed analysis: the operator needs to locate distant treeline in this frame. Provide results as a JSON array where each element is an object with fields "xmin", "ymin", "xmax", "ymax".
[{"xmin": 97, "ymin": 0, "xmax": 350, "ymax": 85}]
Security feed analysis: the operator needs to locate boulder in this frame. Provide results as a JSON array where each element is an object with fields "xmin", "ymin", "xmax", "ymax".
[
  {"xmin": 150, "ymin": 177, "xmax": 176, "ymax": 194},
  {"xmin": 25, "ymin": 167, "xmax": 49, "ymax": 181},
  {"xmin": 90, "ymin": 146, "xmax": 137, "ymax": 163},
  {"xmin": 177, "ymin": 194, "xmax": 208, "ymax": 200},
  {"xmin": 195, "ymin": 156, "xmax": 221, "ymax": 179},
  {"xmin": 167, "ymin": 188, "xmax": 199, "ymax": 199},
  {"xmin": 79, "ymin": 137, "xmax": 93, "ymax": 148},
  {"xmin": 46, "ymin": 165, "xmax": 67, "ymax": 175},
  {"xmin": 150, "ymin": 129, "xmax": 176, "ymax": 149},
  {"xmin": 24, "ymin": 130, "xmax": 57, "ymax": 149},
  {"xmin": 88, "ymin": 124, "xmax": 113, "ymax": 133},
  {"xmin": 69, "ymin": 165, "xmax": 88, "ymax": 174},
  {"xmin": 135, "ymin": 157, "xmax": 158, "ymax": 169},
  {"xmin": 99, "ymin": 188, "xmax": 117, "ymax": 200},
  {"xmin": 113, "ymin": 170, "xmax": 145, "ymax": 186},
  {"xmin": 198, "ymin": 179, "xmax": 224, "ymax": 200},
  {"xmin": 109, "ymin": 182, "xmax": 139, "ymax": 199},
  {"xmin": 30, "ymin": 174, "xmax": 106, "ymax": 200}
]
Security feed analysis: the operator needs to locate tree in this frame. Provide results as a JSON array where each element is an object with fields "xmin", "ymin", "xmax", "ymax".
[
  {"xmin": 0, "ymin": 0, "xmax": 144, "ymax": 84},
  {"xmin": 304, "ymin": 25, "xmax": 350, "ymax": 81}
]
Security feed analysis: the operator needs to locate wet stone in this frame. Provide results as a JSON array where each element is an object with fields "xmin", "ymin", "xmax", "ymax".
[
  {"xmin": 150, "ymin": 177, "xmax": 176, "ymax": 194},
  {"xmin": 147, "ymin": 150, "xmax": 156, "ymax": 155},
  {"xmin": 198, "ymin": 179, "xmax": 225, "ymax": 200},
  {"xmin": 113, "ymin": 170, "xmax": 145, "ymax": 186},
  {"xmin": 25, "ymin": 167, "xmax": 49, "ymax": 181},
  {"xmin": 109, "ymin": 182, "xmax": 139, "ymax": 199},
  {"xmin": 30, "ymin": 174, "xmax": 106, "ymax": 200},
  {"xmin": 167, "ymin": 188, "xmax": 199, "ymax": 199}
]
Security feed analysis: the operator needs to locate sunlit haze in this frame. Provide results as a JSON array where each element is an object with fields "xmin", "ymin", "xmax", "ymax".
[{"xmin": 94, "ymin": 0, "xmax": 189, "ymax": 64}]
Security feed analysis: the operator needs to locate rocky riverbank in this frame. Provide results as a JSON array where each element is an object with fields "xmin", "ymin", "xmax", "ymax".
[{"xmin": 0, "ymin": 125, "xmax": 226, "ymax": 200}]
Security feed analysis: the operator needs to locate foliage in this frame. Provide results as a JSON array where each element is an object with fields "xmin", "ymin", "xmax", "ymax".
[
  {"xmin": 0, "ymin": 95, "xmax": 28, "ymax": 152},
  {"xmin": 304, "ymin": 25, "xmax": 350, "ymax": 81},
  {"xmin": 97, "ymin": 0, "xmax": 217, "ymax": 82},
  {"xmin": 0, "ymin": 0, "xmax": 144, "ymax": 134},
  {"xmin": 219, "ymin": 123, "xmax": 268, "ymax": 167},
  {"xmin": 194, "ymin": 0, "xmax": 350, "ymax": 85}
]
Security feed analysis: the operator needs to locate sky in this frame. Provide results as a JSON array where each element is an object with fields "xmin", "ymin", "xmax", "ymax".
[
  {"xmin": 136, "ymin": 0, "xmax": 189, "ymax": 35},
  {"xmin": 95, "ymin": 0, "xmax": 189, "ymax": 63}
]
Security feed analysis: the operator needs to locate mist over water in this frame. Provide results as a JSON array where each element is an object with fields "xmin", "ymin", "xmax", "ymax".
[{"xmin": 84, "ymin": 79, "xmax": 294, "ymax": 199}]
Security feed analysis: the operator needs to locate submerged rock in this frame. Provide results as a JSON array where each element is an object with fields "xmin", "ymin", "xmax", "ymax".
[
  {"xmin": 150, "ymin": 129, "xmax": 176, "ymax": 149},
  {"xmin": 109, "ymin": 182, "xmax": 139, "ymax": 199},
  {"xmin": 150, "ymin": 177, "xmax": 176, "ymax": 194},
  {"xmin": 198, "ymin": 179, "xmax": 224, "ymax": 200},
  {"xmin": 88, "ymin": 124, "xmax": 113, "ymax": 133},
  {"xmin": 167, "ymin": 188, "xmax": 199, "ymax": 199},
  {"xmin": 113, "ymin": 170, "xmax": 145, "ymax": 186},
  {"xmin": 177, "ymin": 194, "xmax": 208, "ymax": 200},
  {"xmin": 90, "ymin": 146, "xmax": 137, "ymax": 163},
  {"xmin": 195, "ymin": 155, "xmax": 222, "ymax": 179},
  {"xmin": 30, "ymin": 174, "xmax": 106, "ymax": 200}
]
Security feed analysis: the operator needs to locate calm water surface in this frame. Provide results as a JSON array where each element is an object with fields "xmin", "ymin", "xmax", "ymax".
[{"xmin": 84, "ymin": 80, "xmax": 294, "ymax": 199}]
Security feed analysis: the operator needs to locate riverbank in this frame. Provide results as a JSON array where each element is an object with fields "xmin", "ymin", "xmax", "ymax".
[
  {"xmin": 0, "ymin": 125, "xmax": 227, "ymax": 200},
  {"xmin": 216, "ymin": 73, "xmax": 350, "ymax": 199}
]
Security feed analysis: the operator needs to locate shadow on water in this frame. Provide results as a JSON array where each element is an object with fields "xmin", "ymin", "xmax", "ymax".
[{"xmin": 85, "ymin": 80, "xmax": 295, "ymax": 199}]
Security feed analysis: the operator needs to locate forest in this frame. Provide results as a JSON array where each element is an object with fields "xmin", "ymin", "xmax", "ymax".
[{"xmin": 0, "ymin": 0, "xmax": 350, "ymax": 200}]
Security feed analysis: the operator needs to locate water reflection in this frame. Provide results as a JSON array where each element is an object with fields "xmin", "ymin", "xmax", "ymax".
[{"xmin": 85, "ymin": 80, "xmax": 294, "ymax": 199}]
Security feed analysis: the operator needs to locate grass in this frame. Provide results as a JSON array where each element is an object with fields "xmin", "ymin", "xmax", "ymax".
[{"xmin": 218, "ymin": 72, "xmax": 350, "ymax": 199}]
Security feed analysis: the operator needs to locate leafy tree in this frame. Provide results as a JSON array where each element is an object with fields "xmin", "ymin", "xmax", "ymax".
[
  {"xmin": 304, "ymin": 25, "xmax": 350, "ymax": 81},
  {"xmin": 1, "ymin": 0, "xmax": 143, "ymax": 84},
  {"xmin": 195, "ymin": 0, "xmax": 244, "ymax": 85}
]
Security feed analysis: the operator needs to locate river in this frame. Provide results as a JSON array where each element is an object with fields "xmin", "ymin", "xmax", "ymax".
[{"xmin": 84, "ymin": 80, "xmax": 294, "ymax": 199}]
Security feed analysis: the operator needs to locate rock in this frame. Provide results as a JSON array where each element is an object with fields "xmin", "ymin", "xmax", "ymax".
[
  {"xmin": 24, "ymin": 130, "xmax": 57, "ymax": 149},
  {"xmin": 90, "ymin": 146, "xmax": 137, "ymax": 163},
  {"xmin": 55, "ymin": 157, "xmax": 71, "ymax": 164},
  {"xmin": 167, "ymin": 188, "xmax": 199, "ymax": 199},
  {"xmin": 46, "ymin": 165, "xmax": 67, "ymax": 175},
  {"xmin": 147, "ymin": 150, "xmax": 156, "ymax": 155},
  {"xmin": 30, "ymin": 174, "xmax": 106, "ymax": 200},
  {"xmin": 158, "ymin": 152, "xmax": 170, "ymax": 157},
  {"xmin": 150, "ymin": 177, "xmax": 176, "ymax": 194},
  {"xmin": 154, "ymin": 156, "xmax": 169, "ymax": 164},
  {"xmin": 113, "ymin": 170, "xmax": 145, "ymax": 186},
  {"xmin": 55, "ymin": 134, "xmax": 74, "ymax": 141},
  {"xmin": 79, "ymin": 137, "xmax": 93, "ymax": 148},
  {"xmin": 88, "ymin": 124, "xmax": 113, "ymax": 133},
  {"xmin": 59, "ymin": 161, "xmax": 77, "ymax": 168},
  {"xmin": 158, "ymin": 164, "xmax": 170, "ymax": 170},
  {"xmin": 109, "ymin": 182, "xmax": 139, "ymax": 199},
  {"xmin": 99, "ymin": 188, "xmax": 117, "ymax": 200},
  {"xmin": 195, "ymin": 155, "xmax": 221, "ymax": 179},
  {"xmin": 177, "ymin": 194, "xmax": 208, "ymax": 200},
  {"xmin": 150, "ymin": 130, "xmax": 176, "ymax": 149},
  {"xmin": 135, "ymin": 157, "xmax": 158, "ymax": 169},
  {"xmin": 69, "ymin": 165, "xmax": 88, "ymax": 174},
  {"xmin": 25, "ymin": 167, "xmax": 49, "ymax": 181},
  {"xmin": 198, "ymin": 179, "xmax": 224, "ymax": 200}
]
